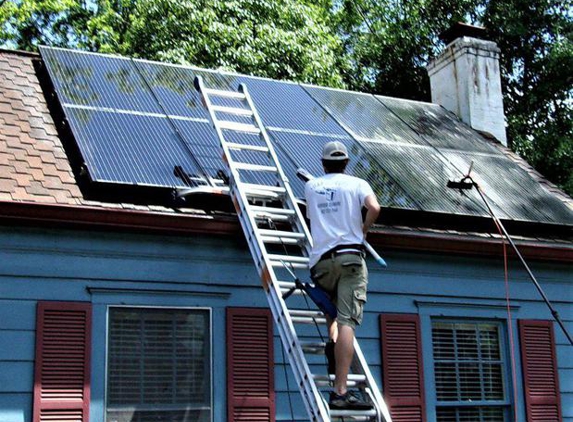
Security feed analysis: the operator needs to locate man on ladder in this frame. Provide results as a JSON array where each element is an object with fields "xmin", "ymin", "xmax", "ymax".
[{"xmin": 305, "ymin": 141, "xmax": 381, "ymax": 411}]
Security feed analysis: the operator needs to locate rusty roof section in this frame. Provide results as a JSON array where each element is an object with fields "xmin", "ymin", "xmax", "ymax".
[{"xmin": 0, "ymin": 48, "xmax": 571, "ymax": 261}]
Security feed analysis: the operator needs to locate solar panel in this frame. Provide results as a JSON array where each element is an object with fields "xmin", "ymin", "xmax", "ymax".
[
  {"xmin": 39, "ymin": 46, "xmax": 572, "ymax": 227},
  {"xmin": 377, "ymin": 96, "xmax": 499, "ymax": 154},
  {"xmin": 359, "ymin": 141, "xmax": 488, "ymax": 216},
  {"xmin": 269, "ymin": 131, "xmax": 418, "ymax": 209},
  {"xmin": 41, "ymin": 47, "xmax": 161, "ymax": 113},
  {"xmin": 303, "ymin": 85, "xmax": 421, "ymax": 145},
  {"xmin": 65, "ymin": 108, "xmax": 206, "ymax": 186},
  {"xmin": 442, "ymin": 151, "xmax": 573, "ymax": 224}
]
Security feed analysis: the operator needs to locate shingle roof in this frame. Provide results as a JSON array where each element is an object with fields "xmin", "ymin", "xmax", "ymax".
[
  {"xmin": 0, "ymin": 49, "xmax": 178, "ymax": 212},
  {"xmin": 0, "ymin": 48, "xmax": 571, "ymax": 260}
]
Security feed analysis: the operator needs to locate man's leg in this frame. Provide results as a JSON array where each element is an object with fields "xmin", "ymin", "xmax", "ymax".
[
  {"xmin": 334, "ymin": 324, "xmax": 354, "ymax": 395},
  {"xmin": 325, "ymin": 317, "xmax": 338, "ymax": 375}
]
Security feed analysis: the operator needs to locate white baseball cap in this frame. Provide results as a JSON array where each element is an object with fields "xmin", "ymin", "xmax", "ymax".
[{"xmin": 322, "ymin": 141, "xmax": 349, "ymax": 161}]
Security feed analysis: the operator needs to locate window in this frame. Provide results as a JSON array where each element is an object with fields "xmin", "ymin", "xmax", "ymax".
[
  {"xmin": 432, "ymin": 321, "xmax": 509, "ymax": 422},
  {"xmin": 106, "ymin": 307, "xmax": 211, "ymax": 422}
]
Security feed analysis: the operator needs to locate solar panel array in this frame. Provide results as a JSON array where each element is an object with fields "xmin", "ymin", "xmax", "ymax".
[{"xmin": 39, "ymin": 46, "xmax": 573, "ymax": 226}]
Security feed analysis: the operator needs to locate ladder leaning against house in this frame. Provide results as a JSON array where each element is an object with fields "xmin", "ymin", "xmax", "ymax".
[{"xmin": 194, "ymin": 75, "xmax": 392, "ymax": 422}]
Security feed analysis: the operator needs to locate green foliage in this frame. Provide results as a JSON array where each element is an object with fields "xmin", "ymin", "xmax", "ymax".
[
  {"xmin": 482, "ymin": 0, "xmax": 573, "ymax": 195},
  {"xmin": 333, "ymin": 0, "xmax": 481, "ymax": 99},
  {"xmin": 0, "ymin": 0, "xmax": 92, "ymax": 49},
  {"xmin": 0, "ymin": 0, "xmax": 345, "ymax": 87},
  {"xmin": 335, "ymin": 0, "xmax": 573, "ymax": 196},
  {"xmin": 0, "ymin": 0, "xmax": 571, "ymax": 195}
]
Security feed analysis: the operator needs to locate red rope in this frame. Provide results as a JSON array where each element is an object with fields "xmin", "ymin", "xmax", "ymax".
[{"xmin": 485, "ymin": 188, "xmax": 520, "ymax": 422}]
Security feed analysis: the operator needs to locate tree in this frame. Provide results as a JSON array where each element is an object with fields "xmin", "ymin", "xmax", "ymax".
[
  {"xmin": 482, "ymin": 0, "xmax": 573, "ymax": 194},
  {"xmin": 0, "ymin": 0, "xmax": 346, "ymax": 88},
  {"xmin": 333, "ymin": 0, "xmax": 480, "ymax": 99},
  {"xmin": 335, "ymin": 0, "xmax": 573, "ymax": 195}
]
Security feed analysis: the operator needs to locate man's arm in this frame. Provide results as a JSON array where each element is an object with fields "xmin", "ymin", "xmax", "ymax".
[{"xmin": 362, "ymin": 194, "xmax": 380, "ymax": 235}]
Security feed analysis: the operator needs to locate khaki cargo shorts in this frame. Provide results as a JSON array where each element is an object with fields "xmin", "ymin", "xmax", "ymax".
[{"xmin": 310, "ymin": 253, "xmax": 368, "ymax": 329}]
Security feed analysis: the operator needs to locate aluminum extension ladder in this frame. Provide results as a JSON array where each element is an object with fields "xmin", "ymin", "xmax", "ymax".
[{"xmin": 194, "ymin": 75, "xmax": 392, "ymax": 422}]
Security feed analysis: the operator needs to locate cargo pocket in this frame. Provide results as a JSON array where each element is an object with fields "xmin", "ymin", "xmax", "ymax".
[{"xmin": 351, "ymin": 289, "xmax": 367, "ymax": 326}]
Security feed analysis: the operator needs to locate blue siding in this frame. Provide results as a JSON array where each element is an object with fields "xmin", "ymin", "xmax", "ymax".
[{"xmin": 0, "ymin": 225, "xmax": 571, "ymax": 422}]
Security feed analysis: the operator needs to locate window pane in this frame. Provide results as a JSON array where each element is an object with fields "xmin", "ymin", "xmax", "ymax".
[
  {"xmin": 459, "ymin": 363, "xmax": 482, "ymax": 400},
  {"xmin": 107, "ymin": 308, "xmax": 210, "ymax": 422},
  {"xmin": 435, "ymin": 363, "xmax": 458, "ymax": 400},
  {"xmin": 456, "ymin": 326, "xmax": 479, "ymax": 359},
  {"xmin": 432, "ymin": 321, "xmax": 507, "ymax": 421},
  {"xmin": 437, "ymin": 406, "xmax": 505, "ymax": 422}
]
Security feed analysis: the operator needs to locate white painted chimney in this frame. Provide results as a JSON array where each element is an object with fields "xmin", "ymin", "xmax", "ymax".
[{"xmin": 427, "ymin": 23, "xmax": 507, "ymax": 146}]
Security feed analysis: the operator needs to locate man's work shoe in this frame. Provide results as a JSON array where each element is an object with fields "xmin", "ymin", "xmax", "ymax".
[
  {"xmin": 325, "ymin": 340, "xmax": 336, "ymax": 375},
  {"xmin": 329, "ymin": 391, "xmax": 373, "ymax": 410}
]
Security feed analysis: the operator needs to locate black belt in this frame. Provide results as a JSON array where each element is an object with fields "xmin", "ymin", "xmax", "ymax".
[{"xmin": 319, "ymin": 244, "xmax": 365, "ymax": 262}]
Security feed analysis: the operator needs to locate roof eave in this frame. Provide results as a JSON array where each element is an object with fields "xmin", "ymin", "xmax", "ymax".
[{"xmin": 1, "ymin": 201, "xmax": 571, "ymax": 263}]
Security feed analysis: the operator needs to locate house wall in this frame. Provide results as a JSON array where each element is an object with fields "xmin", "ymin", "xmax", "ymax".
[{"xmin": 0, "ymin": 224, "xmax": 570, "ymax": 422}]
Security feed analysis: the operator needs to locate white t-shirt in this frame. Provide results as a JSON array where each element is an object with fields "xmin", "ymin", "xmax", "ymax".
[{"xmin": 305, "ymin": 173, "xmax": 375, "ymax": 268}]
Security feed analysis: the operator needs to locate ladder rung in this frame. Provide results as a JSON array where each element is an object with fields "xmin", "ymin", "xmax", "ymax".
[
  {"xmin": 251, "ymin": 206, "xmax": 295, "ymax": 216},
  {"xmin": 211, "ymin": 105, "xmax": 253, "ymax": 116},
  {"xmin": 252, "ymin": 209, "xmax": 294, "ymax": 222},
  {"xmin": 203, "ymin": 88, "xmax": 246, "ymax": 100},
  {"xmin": 242, "ymin": 184, "xmax": 286, "ymax": 199},
  {"xmin": 261, "ymin": 236, "xmax": 300, "ymax": 245},
  {"xmin": 260, "ymin": 230, "xmax": 306, "ymax": 245},
  {"xmin": 330, "ymin": 409, "xmax": 377, "ymax": 419},
  {"xmin": 278, "ymin": 281, "xmax": 305, "ymax": 296},
  {"xmin": 242, "ymin": 183, "xmax": 285, "ymax": 194},
  {"xmin": 226, "ymin": 142, "xmax": 269, "ymax": 152},
  {"xmin": 259, "ymin": 230, "xmax": 305, "ymax": 239},
  {"xmin": 313, "ymin": 373, "xmax": 367, "ymax": 387},
  {"xmin": 290, "ymin": 315, "xmax": 327, "ymax": 324},
  {"xmin": 219, "ymin": 120, "xmax": 261, "ymax": 134},
  {"xmin": 269, "ymin": 255, "xmax": 309, "ymax": 269},
  {"xmin": 289, "ymin": 309, "xmax": 324, "ymax": 318},
  {"xmin": 234, "ymin": 162, "xmax": 277, "ymax": 172},
  {"xmin": 300, "ymin": 341, "xmax": 327, "ymax": 354}
]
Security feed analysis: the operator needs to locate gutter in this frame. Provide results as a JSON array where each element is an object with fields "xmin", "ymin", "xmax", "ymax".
[{"xmin": 1, "ymin": 200, "xmax": 571, "ymax": 263}]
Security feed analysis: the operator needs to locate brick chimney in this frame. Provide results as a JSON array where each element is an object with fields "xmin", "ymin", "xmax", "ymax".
[{"xmin": 427, "ymin": 23, "xmax": 507, "ymax": 145}]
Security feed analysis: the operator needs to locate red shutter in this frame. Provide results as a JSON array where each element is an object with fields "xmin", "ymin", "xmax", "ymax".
[
  {"xmin": 380, "ymin": 314, "xmax": 426, "ymax": 422},
  {"xmin": 519, "ymin": 320, "xmax": 562, "ymax": 422},
  {"xmin": 227, "ymin": 307, "xmax": 275, "ymax": 422},
  {"xmin": 33, "ymin": 301, "xmax": 92, "ymax": 422}
]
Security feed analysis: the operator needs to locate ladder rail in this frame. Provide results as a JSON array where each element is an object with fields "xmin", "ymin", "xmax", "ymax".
[
  {"xmin": 239, "ymin": 83, "xmax": 314, "ymax": 253},
  {"xmin": 353, "ymin": 338, "xmax": 392, "ymax": 422},
  {"xmin": 194, "ymin": 75, "xmax": 389, "ymax": 422},
  {"xmin": 195, "ymin": 76, "xmax": 269, "ymax": 276},
  {"xmin": 195, "ymin": 76, "xmax": 329, "ymax": 420}
]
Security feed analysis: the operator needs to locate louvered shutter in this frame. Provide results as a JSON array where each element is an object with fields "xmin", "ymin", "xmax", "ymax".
[
  {"xmin": 380, "ymin": 314, "xmax": 426, "ymax": 422},
  {"xmin": 519, "ymin": 320, "xmax": 562, "ymax": 422},
  {"xmin": 33, "ymin": 301, "xmax": 92, "ymax": 422},
  {"xmin": 226, "ymin": 307, "xmax": 275, "ymax": 422}
]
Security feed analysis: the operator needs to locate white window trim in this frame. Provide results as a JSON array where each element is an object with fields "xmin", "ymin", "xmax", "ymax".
[{"xmin": 104, "ymin": 305, "xmax": 213, "ymax": 422}]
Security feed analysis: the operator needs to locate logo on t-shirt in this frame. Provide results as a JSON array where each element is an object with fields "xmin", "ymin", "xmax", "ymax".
[{"xmin": 316, "ymin": 188, "xmax": 340, "ymax": 214}]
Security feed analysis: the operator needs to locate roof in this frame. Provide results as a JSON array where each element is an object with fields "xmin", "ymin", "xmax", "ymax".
[{"xmin": 0, "ymin": 48, "xmax": 571, "ymax": 262}]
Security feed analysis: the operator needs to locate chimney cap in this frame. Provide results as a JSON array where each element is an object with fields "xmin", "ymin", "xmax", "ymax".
[{"xmin": 439, "ymin": 22, "xmax": 487, "ymax": 45}]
